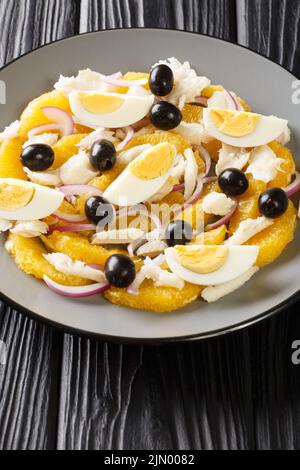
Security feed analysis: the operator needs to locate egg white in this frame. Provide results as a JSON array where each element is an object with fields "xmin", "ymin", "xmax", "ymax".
[
  {"xmin": 69, "ymin": 91, "xmax": 154, "ymax": 128},
  {"xmin": 103, "ymin": 167, "xmax": 173, "ymax": 207},
  {"xmin": 203, "ymin": 107, "xmax": 288, "ymax": 147},
  {"xmin": 0, "ymin": 178, "xmax": 64, "ymax": 221},
  {"xmin": 165, "ymin": 245, "xmax": 259, "ymax": 286}
]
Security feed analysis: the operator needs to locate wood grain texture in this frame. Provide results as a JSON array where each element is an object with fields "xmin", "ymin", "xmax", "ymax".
[
  {"xmin": 79, "ymin": 0, "xmax": 237, "ymax": 39},
  {"xmin": 0, "ymin": 304, "xmax": 63, "ymax": 449},
  {"xmin": 1, "ymin": 0, "xmax": 300, "ymax": 451},
  {"xmin": 237, "ymin": 0, "xmax": 300, "ymax": 77},
  {"xmin": 0, "ymin": 0, "xmax": 77, "ymax": 451}
]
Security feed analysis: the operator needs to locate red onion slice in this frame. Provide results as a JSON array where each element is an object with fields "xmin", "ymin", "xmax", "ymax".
[
  {"xmin": 99, "ymin": 73, "xmax": 148, "ymax": 88},
  {"xmin": 88, "ymin": 264, "xmax": 105, "ymax": 270},
  {"xmin": 48, "ymin": 224, "xmax": 96, "ymax": 234},
  {"xmin": 172, "ymin": 183, "xmax": 185, "ymax": 193},
  {"xmin": 193, "ymin": 96, "xmax": 209, "ymax": 107},
  {"xmin": 203, "ymin": 176, "xmax": 218, "ymax": 184},
  {"xmin": 28, "ymin": 123, "xmax": 61, "ymax": 138},
  {"xmin": 206, "ymin": 200, "xmax": 238, "ymax": 231},
  {"xmin": 132, "ymin": 117, "xmax": 151, "ymax": 131},
  {"xmin": 284, "ymin": 172, "xmax": 300, "ymax": 198},
  {"xmin": 54, "ymin": 210, "xmax": 87, "ymax": 223},
  {"xmin": 116, "ymin": 126, "xmax": 134, "ymax": 151},
  {"xmin": 43, "ymin": 275, "xmax": 110, "ymax": 298},
  {"xmin": 185, "ymin": 176, "xmax": 204, "ymax": 206},
  {"xmin": 127, "ymin": 245, "xmax": 135, "ymax": 258},
  {"xmin": 194, "ymin": 145, "xmax": 212, "ymax": 177},
  {"xmin": 172, "ymin": 176, "xmax": 217, "ymax": 206},
  {"xmin": 42, "ymin": 107, "xmax": 74, "ymax": 136},
  {"xmin": 225, "ymin": 90, "xmax": 239, "ymax": 110},
  {"xmin": 59, "ymin": 184, "xmax": 103, "ymax": 197},
  {"xmin": 174, "ymin": 176, "xmax": 218, "ymax": 218}
]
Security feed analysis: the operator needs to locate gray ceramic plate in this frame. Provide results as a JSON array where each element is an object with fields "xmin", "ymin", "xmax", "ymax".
[{"xmin": 0, "ymin": 29, "xmax": 299, "ymax": 343}]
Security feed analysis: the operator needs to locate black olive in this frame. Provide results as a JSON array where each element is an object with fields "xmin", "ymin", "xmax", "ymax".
[
  {"xmin": 149, "ymin": 64, "xmax": 174, "ymax": 97},
  {"xmin": 21, "ymin": 144, "xmax": 55, "ymax": 171},
  {"xmin": 89, "ymin": 139, "xmax": 117, "ymax": 172},
  {"xmin": 85, "ymin": 196, "xmax": 115, "ymax": 227},
  {"xmin": 105, "ymin": 254, "xmax": 136, "ymax": 288},
  {"xmin": 218, "ymin": 168, "xmax": 249, "ymax": 196},
  {"xmin": 259, "ymin": 188, "xmax": 289, "ymax": 218},
  {"xmin": 150, "ymin": 102, "xmax": 182, "ymax": 131},
  {"xmin": 165, "ymin": 220, "xmax": 193, "ymax": 247}
]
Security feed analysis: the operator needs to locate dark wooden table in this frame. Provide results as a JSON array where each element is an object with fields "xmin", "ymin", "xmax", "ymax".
[{"xmin": 1, "ymin": 0, "xmax": 300, "ymax": 451}]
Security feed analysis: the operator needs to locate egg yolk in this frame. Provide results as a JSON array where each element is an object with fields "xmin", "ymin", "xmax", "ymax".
[
  {"xmin": 130, "ymin": 143, "xmax": 175, "ymax": 180},
  {"xmin": 78, "ymin": 93, "xmax": 125, "ymax": 114},
  {"xmin": 211, "ymin": 109, "xmax": 261, "ymax": 137},
  {"xmin": 174, "ymin": 245, "xmax": 228, "ymax": 274},
  {"xmin": 0, "ymin": 182, "xmax": 35, "ymax": 211}
]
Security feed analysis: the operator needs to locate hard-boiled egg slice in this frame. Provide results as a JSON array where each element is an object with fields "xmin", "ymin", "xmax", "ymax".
[
  {"xmin": 165, "ymin": 244, "xmax": 259, "ymax": 286},
  {"xmin": 0, "ymin": 178, "xmax": 64, "ymax": 221},
  {"xmin": 103, "ymin": 143, "xmax": 176, "ymax": 206},
  {"xmin": 203, "ymin": 107, "xmax": 288, "ymax": 147},
  {"xmin": 69, "ymin": 91, "xmax": 154, "ymax": 128}
]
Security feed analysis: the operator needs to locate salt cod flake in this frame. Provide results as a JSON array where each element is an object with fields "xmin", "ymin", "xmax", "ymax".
[
  {"xmin": 11, "ymin": 220, "xmax": 49, "ymax": 238},
  {"xmin": 44, "ymin": 252, "xmax": 105, "ymax": 283},
  {"xmin": 154, "ymin": 57, "xmax": 211, "ymax": 109},
  {"xmin": 203, "ymin": 192, "xmax": 235, "ymax": 216},
  {"xmin": 227, "ymin": 217, "xmax": 274, "ymax": 246},
  {"xmin": 202, "ymin": 266, "xmax": 259, "ymax": 302},
  {"xmin": 59, "ymin": 149, "xmax": 99, "ymax": 185}
]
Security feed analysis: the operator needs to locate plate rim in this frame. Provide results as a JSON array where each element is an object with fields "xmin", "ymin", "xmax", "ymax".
[{"xmin": 0, "ymin": 27, "xmax": 299, "ymax": 343}]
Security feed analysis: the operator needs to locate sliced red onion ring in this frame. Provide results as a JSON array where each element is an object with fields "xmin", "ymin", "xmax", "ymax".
[
  {"xmin": 206, "ymin": 200, "xmax": 238, "ymax": 231},
  {"xmin": 28, "ymin": 123, "xmax": 62, "ymax": 138},
  {"xmin": 193, "ymin": 96, "xmax": 209, "ymax": 107},
  {"xmin": 185, "ymin": 176, "xmax": 204, "ymax": 206},
  {"xmin": 43, "ymin": 275, "xmax": 110, "ymax": 298},
  {"xmin": 42, "ymin": 107, "xmax": 74, "ymax": 136},
  {"xmin": 172, "ymin": 176, "xmax": 217, "ymax": 208},
  {"xmin": 203, "ymin": 176, "xmax": 218, "ymax": 184},
  {"xmin": 99, "ymin": 73, "xmax": 148, "ymax": 88},
  {"xmin": 131, "ymin": 117, "xmax": 151, "ymax": 131},
  {"xmin": 116, "ymin": 126, "xmax": 134, "ymax": 151},
  {"xmin": 54, "ymin": 210, "xmax": 87, "ymax": 223},
  {"xmin": 225, "ymin": 90, "xmax": 239, "ymax": 111},
  {"xmin": 284, "ymin": 172, "xmax": 300, "ymax": 198},
  {"xmin": 59, "ymin": 184, "xmax": 103, "ymax": 197},
  {"xmin": 48, "ymin": 224, "xmax": 96, "ymax": 234},
  {"xmin": 88, "ymin": 263, "xmax": 105, "ymax": 270},
  {"xmin": 172, "ymin": 183, "xmax": 185, "ymax": 193},
  {"xmin": 127, "ymin": 245, "xmax": 135, "ymax": 258},
  {"xmin": 174, "ymin": 176, "xmax": 217, "ymax": 216},
  {"xmin": 194, "ymin": 145, "xmax": 212, "ymax": 177}
]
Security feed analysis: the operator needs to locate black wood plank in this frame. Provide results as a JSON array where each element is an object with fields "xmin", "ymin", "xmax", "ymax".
[
  {"xmin": 0, "ymin": 0, "xmax": 79, "ymax": 450},
  {"xmin": 236, "ymin": 0, "xmax": 300, "ymax": 449},
  {"xmin": 79, "ymin": 0, "xmax": 237, "ymax": 39},
  {"xmin": 0, "ymin": 305, "xmax": 63, "ymax": 449},
  {"xmin": 236, "ymin": 0, "xmax": 300, "ymax": 77}
]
